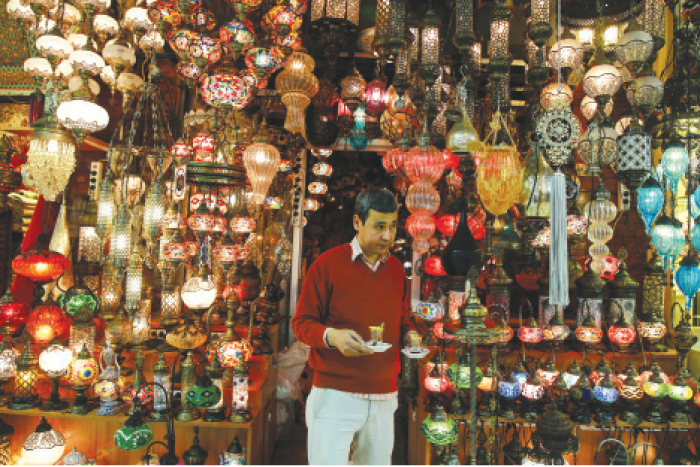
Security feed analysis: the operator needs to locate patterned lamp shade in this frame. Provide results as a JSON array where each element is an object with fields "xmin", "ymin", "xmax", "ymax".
[
  {"xmin": 522, "ymin": 376, "xmax": 545, "ymax": 400},
  {"xmin": 518, "ymin": 318, "xmax": 544, "ymax": 344},
  {"xmin": 420, "ymin": 407, "xmax": 459, "ymax": 447},
  {"xmin": 617, "ymin": 123, "xmax": 651, "ymax": 178},
  {"xmin": 593, "ymin": 376, "xmax": 619, "ymax": 403},
  {"xmin": 643, "ymin": 376, "xmax": 669, "ymax": 398},
  {"xmin": 20, "ymin": 418, "xmax": 65, "ymax": 465},
  {"xmin": 669, "ymin": 381, "xmax": 693, "ymax": 401},
  {"xmin": 536, "ymin": 360, "xmax": 559, "ymax": 387},
  {"xmin": 650, "ymin": 215, "xmax": 685, "ymax": 270},
  {"xmin": 562, "ymin": 362, "xmax": 582, "ymax": 389},
  {"xmin": 446, "ymin": 355, "xmax": 483, "ymax": 391},
  {"xmin": 27, "ymin": 305, "xmax": 69, "ymax": 344},
  {"xmin": 608, "ymin": 319, "xmax": 637, "ymax": 349},
  {"xmin": 498, "ymin": 372, "xmax": 522, "ymax": 399},
  {"xmin": 476, "ymin": 146, "xmax": 523, "ymax": 216},
  {"xmin": 217, "ymin": 340, "xmax": 252, "ymax": 369},
  {"xmin": 575, "ymin": 316, "xmax": 603, "ymax": 345},
  {"xmin": 413, "ymin": 300, "xmax": 444, "ymax": 321}
]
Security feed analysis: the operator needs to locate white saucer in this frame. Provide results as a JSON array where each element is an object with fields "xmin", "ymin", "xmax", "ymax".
[
  {"xmin": 365, "ymin": 342, "xmax": 392, "ymax": 352},
  {"xmin": 401, "ymin": 348, "xmax": 430, "ymax": 359}
]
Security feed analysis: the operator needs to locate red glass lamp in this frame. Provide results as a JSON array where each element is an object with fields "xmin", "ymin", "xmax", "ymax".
[
  {"xmin": 575, "ymin": 315, "xmax": 603, "ymax": 345},
  {"xmin": 424, "ymin": 255, "xmax": 447, "ymax": 276},
  {"xmin": 442, "ymin": 150, "xmax": 459, "ymax": 170},
  {"xmin": 518, "ymin": 317, "xmax": 544, "ymax": 345},
  {"xmin": 364, "ymin": 78, "xmax": 388, "ymax": 118},
  {"xmin": 436, "ymin": 215, "xmax": 458, "ymax": 236},
  {"xmin": 608, "ymin": 317, "xmax": 637, "ymax": 350},
  {"xmin": 12, "ymin": 233, "xmax": 69, "ymax": 306},
  {"xmin": 0, "ymin": 287, "xmax": 31, "ymax": 337},
  {"xmin": 27, "ymin": 304, "xmax": 69, "ymax": 344}
]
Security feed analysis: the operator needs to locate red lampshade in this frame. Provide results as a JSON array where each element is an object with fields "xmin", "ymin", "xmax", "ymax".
[
  {"xmin": 12, "ymin": 249, "xmax": 69, "ymax": 283},
  {"xmin": 575, "ymin": 323, "xmax": 603, "ymax": 345},
  {"xmin": 27, "ymin": 304, "xmax": 69, "ymax": 344},
  {"xmin": 364, "ymin": 79, "xmax": 388, "ymax": 117},
  {"xmin": 608, "ymin": 323, "xmax": 636, "ymax": 348},
  {"xmin": 424, "ymin": 256, "xmax": 447, "ymax": 276},
  {"xmin": 518, "ymin": 320, "xmax": 544, "ymax": 344},
  {"xmin": 406, "ymin": 214, "xmax": 435, "ymax": 241},
  {"xmin": 0, "ymin": 293, "xmax": 30, "ymax": 337},
  {"xmin": 442, "ymin": 149, "xmax": 459, "ymax": 169},
  {"xmin": 424, "ymin": 373, "xmax": 451, "ymax": 393},
  {"xmin": 498, "ymin": 323, "xmax": 514, "ymax": 343},
  {"xmin": 436, "ymin": 215, "xmax": 458, "ymax": 236},
  {"xmin": 383, "ymin": 147, "xmax": 405, "ymax": 174},
  {"xmin": 230, "ymin": 216, "xmax": 256, "ymax": 234},
  {"xmin": 468, "ymin": 214, "xmax": 486, "ymax": 240}
]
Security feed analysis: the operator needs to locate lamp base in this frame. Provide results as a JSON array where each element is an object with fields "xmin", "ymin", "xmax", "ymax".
[
  {"xmin": 203, "ymin": 409, "xmax": 227, "ymax": 422},
  {"xmin": 645, "ymin": 400, "xmax": 666, "ymax": 425},
  {"xmin": 619, "ymin": 410, "xmax": 641, "ymax": 425},
  {"xmin": 228, "ymin": 410, "xmax": 252, "ymax": 423},
  {"xmin": 96, "ymin": 401, "xmax": 123, "ymax": 416},
  {"xmin": 41, "ymin": 398, "xmax": 69, "ymax": 412},
  {"xmin": 67, "ymin": 401, "xmax": 93, "ymax": 415},
  {"xmin": 176, "ymin": 408, "xmax": 200, "ymax": 422},
  {"xmin": 8, "ymin": 396, "xmax": 40, "ymax": 410},
  {"xmin": 149, "ymin": 410, "xmax": 168, "ymax": 422},
  {"xmin": 594, "ymin": 405, "xmax": 615, "ymax": 425}
]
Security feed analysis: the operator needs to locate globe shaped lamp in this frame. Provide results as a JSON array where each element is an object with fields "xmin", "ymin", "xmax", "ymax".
[
  {"xmin": 518, "ymin": 317, "xmax": 543, "ymax": 345},
  {"xmin": 20, "ymin": 417, "xmax": 65, "ymax": 465},
  {"xmin": 660, "ymin": 141, "xmax": 690, "ymax": 196},
  {"xmin": 420, "ymin": 406, "xmax": 459, "ymax": 448},
  {"xmin": 540, "ymin": 82, "xmax": 573, "ymax": 111},
  {"xmin": 675, "ymin": 254, "xmax": 700, "ymax": 314},
  {"xmin": 643, "ymin": 371, "xmax": 669, "ymax": 424},
  {"xmin": 498, "ymin": 371, "xmax": 521, "ymax": 419},
  {"xmin": 548, "ymin": 36, "xmax": 583, "ymax": 70},
  {"xmin": 627, "ymin": 73, "xmax": 664, "ymax": 115},
  {"xmin": 66, "ymin": 344, "xmax": 99, "ymax": 414},
  {"xmin": 562, "ymin": 361, "xmax": 582, "ymax": 389},
  {"xmin": 577, "ymin": 118, "xmax": 619, "ymax": 173},
  {"xmin": 521, "ymin": 374, "xmax": 545, "ymax": 421},
  {"xmin": 27, "ymin": 304, "xmax": 68, "ymax": 344},
  {"xmin": 56, "ymin": 98, "xmax": 109, "ymax": 148},
  {"xmin": 608, "ymin": 317, "xmax": 637, "ymax": 350},
  {"xmin": 616, "ymin": 21, "xmax": 654, "ymax": 69},
  {"xmin": 38, "ymin": 340, "xmax": 72, "ymax": 411},
  {"xmin": 650, "ymin": 215, "xmax": 685, "ymax": 270},
  {"xmin": 583, "ymin": 64, "xmax": 622, "ymax": 107},
  {"xmin": 181, "ymin": 268, "xmax": 218, "ymax": 313},
  {"xmin": 575, "ymin": 315, "xmax": 603, "ymax": 346},
  {"xmin": 0, "ymin": 288, "xmax": 31, "ymax": 337}
]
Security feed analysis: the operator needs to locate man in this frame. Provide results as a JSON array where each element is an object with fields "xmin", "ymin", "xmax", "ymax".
[{"xmin": 292, "ymin": 187, "xmax": 418, "ymax": 465}]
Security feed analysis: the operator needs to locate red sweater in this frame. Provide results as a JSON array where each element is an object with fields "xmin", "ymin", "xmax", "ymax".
[{"xmin": 291, "ymin": 243, "xmax": 415, "ymax": 394}]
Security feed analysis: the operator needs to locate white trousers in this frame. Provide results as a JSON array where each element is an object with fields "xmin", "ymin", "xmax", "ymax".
[{"xmin": 306, "ymin": 387, "xmax": 398, "ymax": 465}]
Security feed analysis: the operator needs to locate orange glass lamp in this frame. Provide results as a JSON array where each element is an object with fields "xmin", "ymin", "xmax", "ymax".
[
  {"xmin": 26, "ymin": 303, "xmax": 69, "ymax": 345},
  {"xmin": 478, "ymin": 364, "xmax": 498, "ymax": 417},
  {"xmin": 12, "ymin": 233, "xmax": 69, "ymax": 306},
  {"xmin": 475, "ymin": 111, "xmax": 523, "ymax": 216}
]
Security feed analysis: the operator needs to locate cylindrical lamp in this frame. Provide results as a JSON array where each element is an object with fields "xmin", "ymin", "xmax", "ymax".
[{"xmin": 9, "ymin": 345, "xmax": 40, "ymax": 410}]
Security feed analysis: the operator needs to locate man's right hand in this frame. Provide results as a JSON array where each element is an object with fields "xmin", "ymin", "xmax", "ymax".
[{"xmin": 326, "ymin": 328, "xmax": 375, "ymax": 356}]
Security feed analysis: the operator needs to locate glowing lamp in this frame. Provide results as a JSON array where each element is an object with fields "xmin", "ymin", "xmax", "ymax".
[
  {"xmin": 12, "ymin": 247, "xmax": 68, "ymax": 284},
  {"xmin": 498, "ymin": 371, "xmax": 521, "ymax": 399},
  {"xmin": 661, "ymin": 142, "xmax": 689, "ymax": 195},
  {"xmin": 424, "ymin": 256, "xmax": 447, "ymax": 276},
  {"xmin": 27, "ymin": 305, "xmax": 68, "ymax": 344},
  {"xmin": 575, "ymin": 316, "xmax": 603, "ymax": 345},
  {"xmin": 522, "ymin": 375, "xmax": 544, "ymax": 400},
  {"xmin": 243, "ymin": 130, "xmax": 281, "ymax": 204},
  {"xmin": 404, "ymin": 132, "xmax": 445, "ymax": 184},
  {"xmin": 217, "ymin": 340, "xmax": 252, "ymax": 369},
  {"xmin": 562, "ymin": 362, "xmax": 582, "ymax": 389},
  {"xmin": 583, "ymin": 64, "xmax": 622, "ymax": 101},
  {"xmin": 181, "ymin": 269, "xmax": 217, "ymax": 311},
  {"xmin": 0, "ymin": 289, "xmax": 31, "ymax": 337},
  {"xmin": 446, "ymin": 353, "xmax": 483, "ymax": 391},
  {"xmin": 650, "ymin": 215, "xmax": 685, "ymax": 270},
  {"xmin": 364, "ymin": 79, "xmax": 388, "ymax": 118},
  {"xmin": 536, "ymin": 359, "xmax": 560, "ymax": 387},
  {"xmin": 20, "ymin": 418, "xmax": 65, "ymax": 465},
  {"xmin": 405, "ymin": 182, "xmax": 440, "ymax": 217}
]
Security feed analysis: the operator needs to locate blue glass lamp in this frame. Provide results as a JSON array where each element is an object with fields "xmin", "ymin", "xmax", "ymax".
[
  {"xmin": 675, "ymin": 254, "xmax": 700, "ymax": 314},
  {"xmin": 511, "ymin": 360, "xmax": 529, "ymax": 388},
  {"xmin": 651, "ymin": 215, "xmax": 685, "ymax": 270},
  {"xmin": 691, "ymin": 219, "xmax": 700, "ymax": 253},
  {"xmin": 593, "ymin": 373, "xmax": 618, "ymax": 425},
  {"xmin": 660, "ymin": 142, "xmax": 689, "ymax": 195},
  {"xmin": 636, "ymin": 177, "xmax": 664, "ymax": 234},
  {"xmin": 497, "ymin": 370, "xmax": 521, "ymax": 419}
]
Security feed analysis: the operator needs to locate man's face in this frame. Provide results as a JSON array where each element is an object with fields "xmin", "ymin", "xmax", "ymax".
[{"xmin": 353, "ymin": 209, "xmax": 398, "ymax": 259}]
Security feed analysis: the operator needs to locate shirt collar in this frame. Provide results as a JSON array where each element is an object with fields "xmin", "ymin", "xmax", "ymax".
[{"xmin": 351, "ymin": 236, "xmax": 389, "ymax": 267}]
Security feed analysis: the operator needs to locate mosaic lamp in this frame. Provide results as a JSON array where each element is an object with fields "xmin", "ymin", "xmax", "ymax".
[
  {"xmin": 669, "ymin": 368, "xmax": 694, "ymax": 425},
  {"xmin": 65, "ymin": 344, "xmax": 99, "ymax": 414},
  {"xmin": 420, "ymin": 405, "xmax": 459, "ymax": 448},
  {"xmin": 497, "ymin": 370, "xmax": 520, "ymax": 419},
  {"xmin": 592, "ymin": 373, "xmax": 618, "ymax": 425},
  {"xmin": 20, "ymin": 417, "xmax": 65, "ymax": 465},
  {"xmin": 643, "ymin": 370, "xmax": 669, "ymax": 423},
  {"xmin": 608, "ymin": 316, "xmax": 637, "ymax": 351},
  {"xmin": 521, "ymin": 373, "xmax": 545, "ymax": 421},
  {"xmin": 114, "ymin": 404, "xmax": 155, "ymax": 451},
  {"xmin": 220, "ymin": 435, "xmax": 246, "ymax": 465}
]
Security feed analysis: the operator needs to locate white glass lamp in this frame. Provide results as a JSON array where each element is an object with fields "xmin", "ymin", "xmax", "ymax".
[{"xmin": 20, "ymin": 417, "xmax": 66, "ymax": 465}]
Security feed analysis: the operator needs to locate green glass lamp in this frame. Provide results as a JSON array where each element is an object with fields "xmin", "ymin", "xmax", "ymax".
[
  {"xmin": 420, "ymin": 405, "xmax": 459, "ymax": 449},
  {"xmin": 114, "ymin": 404, "xmax": 155, "ymax": 451}
]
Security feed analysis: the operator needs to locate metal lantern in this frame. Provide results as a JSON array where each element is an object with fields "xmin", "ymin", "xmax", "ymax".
[
  {"xmin": 617, "ymin": 120, "xmax": 651, "ymax": 189},
  {"xmin": 421, "ymin": 3, "xmax": 440, "ymax": 87},
  {"xmin": 529, "ymin": 0, "xmax": 552, "ymax": 47},
  {"xmin": 275, "ymin": 50, "xmax": 319, "ymax": 134},
  {"xmin": 488, "ymin": 0, "xmax": 511, "ymax": 80},
  {"xmin": 229, "ymin": 357, "xmax": 252, "ymax": 422},
  {"xmin": 577, "ymin": 118, "xmax": 619, "ymax": 174},
  {"xmin": 9, "ymin": 345, "xmax": 40, "ymax": 410},
  {"xmin": 177, "ymin": 352, "xmax": 199, "ymax": 421},
  {"xmin": 203, "ymin": 358, "xmax": 226, "ymax": 422},
  {"xmin": 20, "ymin": 417, "xmax": 65, "ymax": 465},
  {"xmin": 643, "ymin": 0, "xmax": 666, "ymax": 50},
  {"xmin": 608, "ymin": 254, "xmax": 638, "ymax": 325}
]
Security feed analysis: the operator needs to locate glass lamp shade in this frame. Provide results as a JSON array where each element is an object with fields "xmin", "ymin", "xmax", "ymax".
[
  {"xmin": 382, "ymin": 148, "xmax": 405, "ymax": 174},
  {"xmin": 616, "ymin": 29, "xmax": 654, "ymax": 67},
  {"xmin": 575, "ymin": 319, "xmax": 603, "ymax": 344},
  {"xmin": 638, "ymin": 320, "xmax": 666, "ymax": 341},
  {"xmin": 675, "ymin": 255, "xmax": 700, "ymax": 312},
  {"xmin": 36, "ymin": 34, "xmax": 73, "ymax": 61},
  {"xmin": 580, "ymin": 95, "xmax": 613, "ymax": 121},
  {"xmin": 424, "ymin": 256, "xmax": 447, "ymax": 277},
  {"xmin": 536, "ymin": 365, "xmax": 560, "ymax": 387},
  {"xmin": 217, "ymin": 340, "xmax": 252, "ymax": 368},
  {"xmin": 243, "ymin": 142, "xmax": 281, "ymax": 204},
  {"xmin": 498, "ymin": 322, "xmax": 514, "ymax": 343},
  {"xmin": 57, "ymin": 100, "xmax": 109, "ymax": 134},
  {"xmin": 420, "ymin": 407, "xmax": 459, "ymax": 447},
  {"xmin": 95, "ymin": 178, "xmax": 115, "ymax": 239},
  {"xmin": 404, "ymin": 143, "xmax": 445, "ymax": 185},
  {"xmin": 608, "ymin": 321, "xmax": 637, "ymax": 348},
  {"xmin": 116, "ymin": 72, "xmax": 144, "ymax": 94},
  {"xmin": 627, "ymin": 75, "xmax": 664, "ymax": 110},
  {"xmin": 540, "ymin": 82, "xmax": 573, "ymax": 110},
  {"xmin": 340, "ymin": 67, "xmax": 366, "ymax": 112},
  {"xmin": 38, "ymin": 342, "xmax": 72, "ymax": 378},
  {"xmin": 548, "ymin": 38, "xmax": 583, "ymax": 69},
  {"xmin": 102, "ymin": 42, "xmax": 137, "ymax": 70},
  {"xmin": 110, "ymin": 207, "xmax": 131, "ymax": 266},
  {"xmin": 7, "ymin": 0, "xmax": 34, "ymax": 22},
  {"xmin": 406, "ymin": 214, "xmax": 435, "ymax": 242},
  {"xmin": 446, "ymin": 362, "xmax": 483, "ymax": 390},
  {"xmin": 619, "ymin": 381, "xmax": 644, "ymax": 400},
  {"xmin": 56, "ymin": 60, "xmax": 75, "ymax": 80},
  {"xmin": 643, "ymin": 378, "xmax": 669, "ymax": 398},
  {"xmin": 13, "ymin": 249, "xmax": 68, "ymax": 284},
  {"xmin": 583, "ymin": 64, "xmax": 622, "ymax": 99},
  {"xmin": 220, "ymin": 20, "xmax": 256, "ymax": 55},
  {"xmin": 172, "ymin": 139, "xmax": 192, "ymax": 162},
  {"xmin": 577, "ymin": 120, "xmax": 619, "ymax": 169},
  {"xmin": 424, "ymin": 374, "xmax": 451, "ymax": 393},
  {"xmin": 364, "ymin": 79, "xmax": 388, "ymax": 118},
  {"xmin": 93, "ymin": 14, "xmax": 119, "ymax": 38},
  {"xmin": 69, "ymin": 49, "xmax": 105, "ymax": 76},
  {"xmin": 593, "ymin": 380, "xmax": 619, "ymax": 403},
  {"xmin": 310, "ymin": 0, "xmax": 361, "ymax": 24},
  {"xmin": 65, "ymin": 351, "xmax": 98, "ymax": 387},
  {"xmin": 23, "ymin": 57, "xmax": 53, "ymax": 79},
  {"xmin": 498, "ymin": 374, "xmax": 522, "ymax": 399},
  {"xmin": 636, "ymin": 177, "xmax": 664, "ymax": 234},
  {"xmin": 312, "ymin": 162, "xmax": 332, "ymax": 177},
  {"xmin": 201, "ymin": 73, "xmax": 252, "ymax": 109},
  {"xmin": 405, "ymin": 182, "xmax": 440, "ymax": 217},
  {"xmin": 21, "ymin": 418, "xmax": 66, "ymax": 465},
  {"xmin": 567, "ymin": 214, "xmax": 589, "ymax": 236},
  {"xmin": 522, "ymin": 377, "xmax": 545, "ymax": 400},
  {"xmin": 669, "ymin": 382, "xmax": 693, "ymax": 401},
  {"xmin": 244, "ymin": 47, "xmax": 285, "ymax": 77},
  {"xmin": 562, "ymin": 366, "xmax": 581, "ymax": 389},
  {"xmin": 651, "ymin": 215, "xmax": 685, "ymax": 269},
  {"xmin": 181, "ymin": 274, "xmax": 217, "ymax": 310},
  {"xmin": 25, "ymin": 125, "xmax": 76, "ymax": 202},
  {"xmin": 307, "ymin": 181, "xmax": 328, "ymax": 195},
  {"xmin": 617, "ymin": 126, "xmax": 652, "ymax": 175},
  {"xmin": 518, "ymin": 319, "xmax": 544, "ymax": 344},
  {"xmin": 0, "ymin": 291, "xmax": 30, "ymax": 337},
  {"xmin": 140, "ymin": 30, "xmax": 165, "ymax": 52},
  {"xmin": 413, "ymin": 297, "xmax": 446, "ymax": 321},
  {"xmin": 660, "ymin": 142, "xmax": 689, "ymax": 194},
  {"xmin": 0, "ymin": 348, "xmax": 17, "ymax": 379},
  {"xmin": 124, "ymin": 7, "xmax": 153, "ymax": 33},
  {"xmin": 114, "ymin": 417, "xmax": 155, "ymax": 451},
  {"xmin": 476, "ymin": 146, "xmax": 523, "ymax": 216},
  {"xmin": 230, "ymin": 216, "xmax": 256, "ymax": 234},
  {"xmin": 436, "ymin": 214, "xmax": 458, "ymax": 236}
]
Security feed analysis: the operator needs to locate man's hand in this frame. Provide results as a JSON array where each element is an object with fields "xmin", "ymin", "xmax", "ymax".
[{"xmin": 327, "ymin": 328, "xmax": 375, "ymax": 356}]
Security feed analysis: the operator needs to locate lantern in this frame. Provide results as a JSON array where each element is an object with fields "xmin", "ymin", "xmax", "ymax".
[
  {"xmin": 575, "ymin": 315, "xmax": 603, "ymax": 346},
  {"xmin": 9, "ymin": 345, "xmax": 40, "ymax": 410},
  {"xmin": 498, "ymin": 370, "xmax": 521, "ymax": 419},
  {"xmin": 476, "ymin": 145, "xmax": 522, "ymax": 216},
  {"xmin": 276, "ymin": 50, "xmax": 319, "ymax": 133},
  {"xmin": 229, "ymin": 358, "xmax": 252, "ymax": 422},
  {"xmin": 577, "ymin": 119, "xmax": 619, "ymax": 173},
  {"xmin": 66, "ymin": 344, "xmax": 99, "ymax": 414},
  {"xmin": 651, "ymin": 215, "xmax": 685, "ymax": 270},
  {"xmin": 540, "ymin": 82, "xmax": 573, "ymax": 111},
  {"xmin": 0, "ymin": 288, "xmax": 30, "ymax": 337},
  {"xmin": 548, "ymin": 32, "xmax": 583, "ymax": 70},
  {"xmin": 643, "ymin": 371, "xmax": 669, "ymax": 423},
  {"xmin": 220, "ymin": 436, "xmax": 246, "ymax": 465},
  {"xmin": 38, "ymin": 340, "xmax": 72, "ymax": 411},
  {"xmin": 114, "ymin": 409, "xmax": 155, "ymax": 451},
  {"xmin": 616, "ymin": 20, "xmax": 654, "ymax": 69},
  {"xmin": 636, "ymin": 177, "xmax": 664, "ymax": 234},
  {"xmin": 446, "ymin": 351, "xmax": 483, "ymax": 391},
  {"xmin": 675, "ymin": 254, "xmax": 700, "ymax": 314},
  {"xmin": 608, "ymin": 317, "xmax": 637, "ymax": 350},
  {"xmin": 660, "ymin": 141, "xmax": 689, "ymax": 195},
  {"xmin": 421, "ymin": 406, "xmax": 459, "ymax": 448},
  {"xmin": 518, "ymin": 317, "xmax": 543, "ymax": 345},
  {"xmin": 583, "ymin": 64, "xmax": 622, "ymax": 105},
  {"xmin": 27, "ymin": 304, "xmax": 68, "ymax": 344},
  {"xmin": 243, "ymin": 125, "xmax": 281, "ymax": 204},
  {"xmin": 521, "ymin": 374, "xmax": 545, "ymax": 421},
  {"xmin": 562, "ymin": 361, "xmax": 582, "ymax": 389},
  {"xmin": 608, "ymin": 256, "xmax": 638, "ymax": 324},
  {"xmin": 592, "ymin": 373, "xmax": 618, "ymax": 424}
]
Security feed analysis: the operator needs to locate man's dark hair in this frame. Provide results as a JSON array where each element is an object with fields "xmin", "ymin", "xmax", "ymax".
[{"xmin": 354, "ymin": 187, "xmax": 398, "ymax": 223}]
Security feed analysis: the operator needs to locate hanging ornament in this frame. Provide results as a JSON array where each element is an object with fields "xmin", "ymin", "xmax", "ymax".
[{"xmin": 537, "ymin": 99, "xmax": 581, "ymax": 169}]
